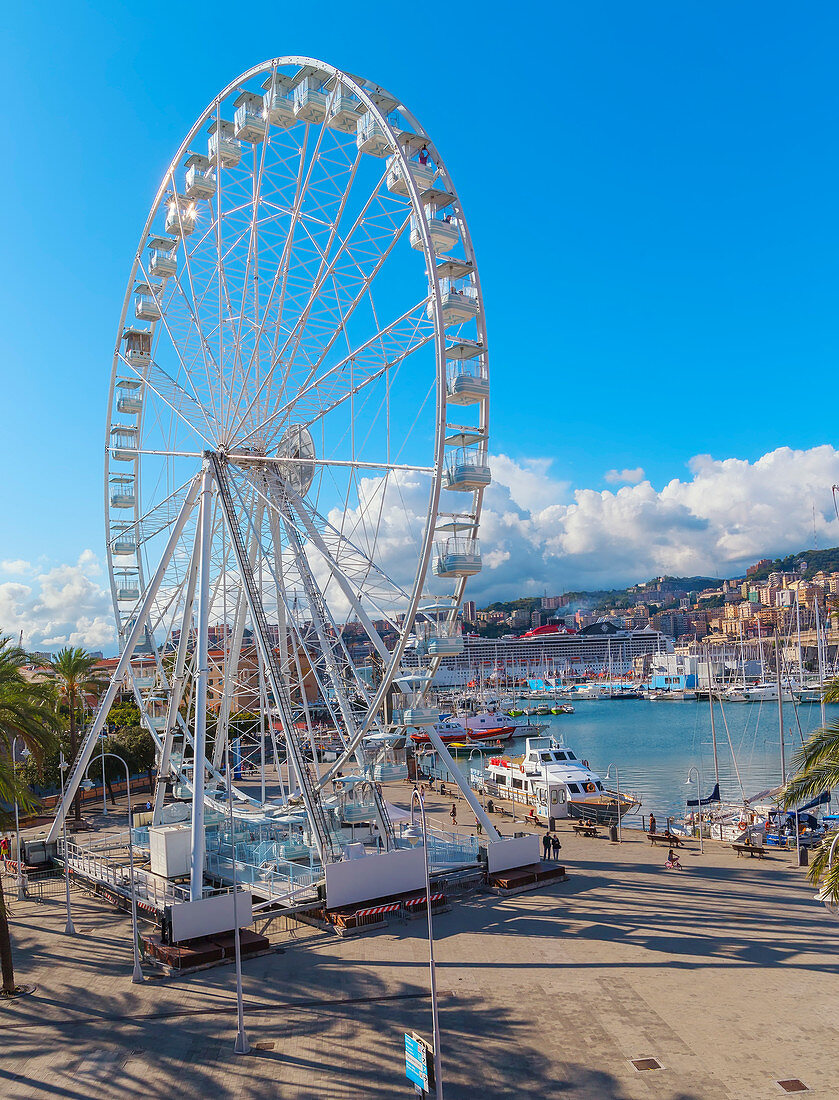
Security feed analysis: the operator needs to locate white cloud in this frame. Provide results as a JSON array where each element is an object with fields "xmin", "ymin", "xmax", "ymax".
[
  {"xmin": 471, "ymin": 444, "xmax": 839, "ymax": 600},
  {"xmin": 604, "ymin": 467, "xmax": 646, "ymax": 485},
  {"xmin": 4, "ymin": 444, "xmax": 838, "ymax": 649},
  {"xmin": 0, "ymin": 559, "xmax": 34, "ymax": 575},
  {"xmin": 0, "ymin": 550, "xmax": 114, "ymax": 652},
  {"xmin": 488, "ymin": 455, "xmax": 569, "ymax": 511}
]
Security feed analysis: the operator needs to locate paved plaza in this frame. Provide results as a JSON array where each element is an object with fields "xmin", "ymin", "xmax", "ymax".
[{"xmin": 3, "ymin": 813, "xmax": 839, "ymax": 1099}]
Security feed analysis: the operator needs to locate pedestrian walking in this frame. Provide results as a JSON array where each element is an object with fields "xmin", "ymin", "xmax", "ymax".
[
  {"xmin": 475, "ymin": 816, "xmax": 482, "ymax": 836},
  {"xmin": 542, "ymin": 830, "xmax": 551, "ymax": 860},
  {"xmin": 649, "ymin": 812, "xmax": 657, "ymax": 835},
  {"xmin": 551, "ymin": 833, "xmax": 561, "ymax": 859}
]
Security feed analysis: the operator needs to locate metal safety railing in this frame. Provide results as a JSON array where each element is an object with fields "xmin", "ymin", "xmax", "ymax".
[{"xmin": 57, "ymin": 836, "xmax": 192, "ymax": 912}]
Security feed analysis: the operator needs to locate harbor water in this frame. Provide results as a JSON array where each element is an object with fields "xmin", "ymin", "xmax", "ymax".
[{"xmin": 477, "ymin": 697, "xmax": 835, "ymax": 821}]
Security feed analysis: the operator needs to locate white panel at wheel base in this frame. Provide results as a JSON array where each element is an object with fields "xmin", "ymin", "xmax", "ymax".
[
  {"xmin": 488, "ymin": 834, "xmax": 541, "ymax": 873},
  {"xmin": 170, "ymin": 889, "xmax": 253, "ymax": 943},
  {"xmin": 325, "ymin": 846, "xmax": 427, "ymax": 909}
]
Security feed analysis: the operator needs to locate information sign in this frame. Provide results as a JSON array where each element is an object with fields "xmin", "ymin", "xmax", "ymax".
[{"xmin": 405, "ymin": 1031, "xmax": 431, "ymax": 1093}]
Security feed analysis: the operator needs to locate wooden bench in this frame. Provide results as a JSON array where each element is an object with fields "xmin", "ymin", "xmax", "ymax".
[
  {"xmin": 571, "ymin": 824, "xmax": 599, "ymax": 837},
  {"xmin": 732, "ymin": 843, "xmax": 766, "ymax": 859},
  {"xmin": 647, "ymin": 832, "xmax": 684, "ymax": 847}
]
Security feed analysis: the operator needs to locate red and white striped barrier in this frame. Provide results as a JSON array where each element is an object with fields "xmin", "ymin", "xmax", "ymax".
[
  {"xmin": 355, "ymin": 902, "xmax": 402, "ymax": 919},
  {"xmin": 404, "ymin": 892, "xmax": 445, "ymax": 909}
]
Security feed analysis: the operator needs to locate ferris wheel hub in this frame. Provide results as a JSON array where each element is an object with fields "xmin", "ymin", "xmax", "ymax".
[{"xmin": 277, "ymin": 424, "xmax": 316, "ymax": 496}]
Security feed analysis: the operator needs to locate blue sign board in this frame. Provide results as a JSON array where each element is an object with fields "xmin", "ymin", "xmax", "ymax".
[{"xmin": 405, "ymin": 1032, "xmax": 430, "ymax": 1093}]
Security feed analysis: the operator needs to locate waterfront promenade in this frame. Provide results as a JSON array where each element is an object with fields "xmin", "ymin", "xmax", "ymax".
[{"xmin": 3, "ymin": 806, "xmax": 839, "ymax": 1099}]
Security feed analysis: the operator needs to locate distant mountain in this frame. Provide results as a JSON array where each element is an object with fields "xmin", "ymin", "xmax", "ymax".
[
  {"xmin": 745, "ymin": 547, "xmax": 839, "ymax": 583},
  {"xmin": 477, "ymin": 549, "xmax": 839, "ymax": 617}
]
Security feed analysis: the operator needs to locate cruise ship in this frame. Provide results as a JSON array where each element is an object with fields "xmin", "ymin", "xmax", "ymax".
[{"xmin": 426, "ymin": 621, "xmax": 672, "ymax": 688}]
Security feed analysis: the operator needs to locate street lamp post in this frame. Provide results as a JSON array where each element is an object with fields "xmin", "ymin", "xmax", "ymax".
[
  {"xmin": 409, "ymin": 790, "xmax": 443, "ymax": 1100},
  {"xmin": 100, "ymin": 726, "xmax": 108, "ymax": 816},
  {"xmin": 224, "ymin": 739, "xmax": 250, "ymax": 1056},
  {"xmin": 467, "ymin": 748, "xmax": 484, "ymax": 810},
  {"xmin": 12, "ymin": 738, "xmax": 29, "ymax": 901},
  {"xmin": 58, "ymin": 753, "xmax": 75, "ymax": 935},
  {"xmin": 83, "ymin": 752, "xmax": 143, "ymax": 982},
  {"xmin": 604, "ymin": 763, "xmax": 621, "ymax": 843},
  {"xmin": 686, "ymin": 766, "xmax": 704, "ymax": 854}
]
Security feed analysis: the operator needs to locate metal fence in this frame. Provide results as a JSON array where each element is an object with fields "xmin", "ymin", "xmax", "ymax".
[{"xmin": 58, "ymin": 836, "xmax": 192, "ymax": 912}]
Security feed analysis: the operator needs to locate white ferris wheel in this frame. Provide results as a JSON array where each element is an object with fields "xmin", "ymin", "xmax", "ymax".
[{"xmin": 50, "ymin": 56, "xmax": 492, "ymax": 890}]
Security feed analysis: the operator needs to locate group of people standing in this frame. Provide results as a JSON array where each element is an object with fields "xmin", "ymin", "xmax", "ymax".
[{"xmin": 541, "ymin": 830, "xmax": 562, "ymax": 860}]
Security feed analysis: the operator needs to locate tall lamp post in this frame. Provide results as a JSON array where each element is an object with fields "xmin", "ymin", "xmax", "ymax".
[
  {"xmin": 100, "ymin": 725, "xmax": 109, "ymax": 816},
  {"xmin": 224, "ymin": 739, "xmax": 250, "ymax": 1055},
  {"xmin": 604, "ymin": 763, "xmax": 621, "ymax": 842},
  {"xmin": 82, "ymin": 752, "xmax": 143, "ymax": 982},
  {"xmin": 686, "ymin": 766, "xmax": 704, "ymax": 854},
  {"xmin": 58, "ymin": 753, "xmax": 75, "ymax": 935},
  {"xmin": 467, "ymin": 747, "xmax": 484, "ymax": 810},
  {"xmin": 12, "ymin": 738, "xmax": 30, "ymax": 901},
  {"xmin": 406, "ymin": 790, "xmax": 443, "ymax": 1100}
]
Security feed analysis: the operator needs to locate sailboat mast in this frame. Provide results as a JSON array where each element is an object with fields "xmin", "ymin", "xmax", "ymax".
[
  {"xmin": 757, "ymin": 618, "xmax": 765, "ymax": 681},
  {"xmin": 775, "ymin": 628, "xmax": 786, "ymax": 782},
  {"xmin": 815, "ymin": 594, "xmax": 827, "ymax": 727},
  {"xmin": 795, "ymin": 592, "xmax": 803, "ymax": 690},
  {"xmin": 705, "ymin": 646, "xmax": 720, "ymax": 786}
]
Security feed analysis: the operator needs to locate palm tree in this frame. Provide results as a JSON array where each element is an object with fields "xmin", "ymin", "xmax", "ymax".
[
  {"xmin": 0, "ymin": 636, "xmax": 60, "ymax": 996},
  {"xmin": 783, "ymin": 716, "xmax": 839, "ymax": 903},
  {"xmin": 47, "ymin": 648, "xmax": 106, "ymax": 822}
]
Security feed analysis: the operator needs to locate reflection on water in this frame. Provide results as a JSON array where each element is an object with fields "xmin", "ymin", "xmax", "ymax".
[{"xmin": 497, "ymin": 698, "xmax": 834, "ymax": 819}]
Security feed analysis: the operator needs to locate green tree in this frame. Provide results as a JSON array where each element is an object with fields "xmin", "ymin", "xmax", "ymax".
[
  {"xmin": 0, "ymin": 636, "xmax": 60, "ymax": 996},
  {"xmin": 46, "ymin": 648, "xmax": 106, "ymax": 822},
  {"xmin": 111, "ymin": 726, "xmax": 157, "ymax": 795},
  {"xmin": 783, "ymin": 685, "xmax": 839, "ymax": 903},
  {"xmin": 108, "ymin": 700, "xmax": 141, "ymax": 729}
]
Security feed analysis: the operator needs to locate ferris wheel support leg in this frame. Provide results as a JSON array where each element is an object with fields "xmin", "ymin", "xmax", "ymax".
[
  {"xmin": 265, "ymin": 501, "xmax": 350, "ymax": 793},
  {"xmin": 280, "ymin": 490, "xmax": 422, "ymax": 791},
  {"xmin": 266, "ymin": 506, "xmax": 309, "ymax": 797},
  {"xmin": 425, "ymin": 727, "xmax": 500, "ymax": 842},
  {"xmin": 214, "ymin": 495, "xmax": 266, "ymax": 773},
  {"xmin": 214, "ymin": 459, "xmax": 328, "ymax": 863},
  {"xmin": 280, "ymin": 509, "xmax": 395, "ymax": 851},
  {"xmin": 47, "ymin": 475, "xmax": 202, "ymax": 844},
  {"xmin": 283, "ymin": 490, "xmax": 392, "ymax": 664},
  {"xmin": 189, "ymin": 462, "xmax": 214, "ymax": 901},
  {"xmin": 153, "ymin": 517, "xmax": 201, "ymax": 826}
]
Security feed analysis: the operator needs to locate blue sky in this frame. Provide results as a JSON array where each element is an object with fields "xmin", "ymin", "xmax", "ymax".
[{"xmin": 2, "ymin": 2, "xmax": 839, "ymax": 646}]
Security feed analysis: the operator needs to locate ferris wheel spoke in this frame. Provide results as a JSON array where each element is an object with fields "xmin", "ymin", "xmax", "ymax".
[
  {"xmin": 269, "ymin": 204, "xmax": 410, "ymax": 422},
  {"xmin": 161, "ymin": 184, "xmax": 229, "ymax": 437},
  {"xmin": 234, "ymin": 298, "xmax": 430, "ymax": 451},
  {"xmin": 225, "ymin": 139, "xmax": 272, "ymax": 438},
  {"xmin": 263, "ymin": 167, "xmax": 402, "ymax": 389},
  {"xmin": 227, "ymin": 145, "xmax": 364, "ymax": 441},
  {"xmin": 221, "ymin": 118, "xmax": 334, "ymax": 438}
]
